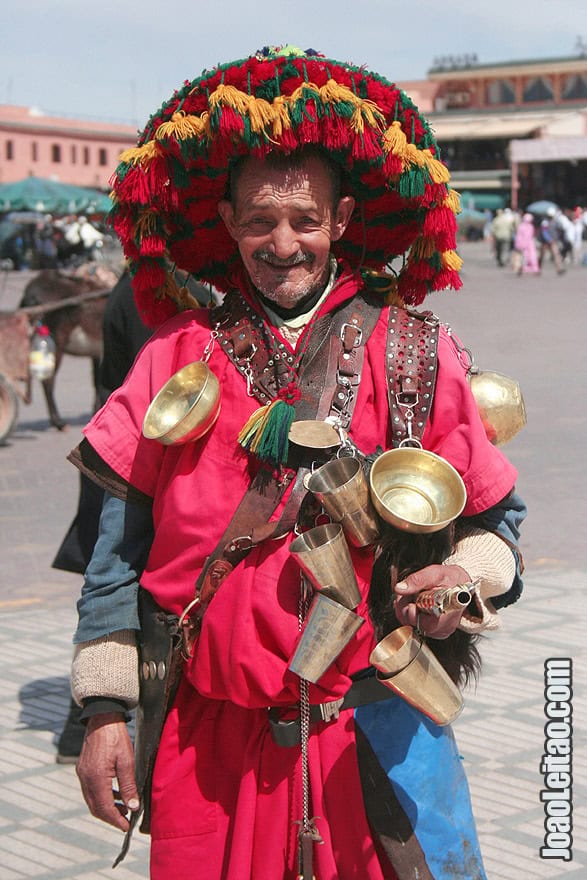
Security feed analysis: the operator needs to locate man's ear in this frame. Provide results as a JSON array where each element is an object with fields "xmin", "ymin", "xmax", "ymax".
[
  {"xmin": 218, "ymin": 200, "xmax": 237, "ymax": 240},
  {"xmin": 331, "ymin": 196, "xmax": 356, "ymax": 242}
]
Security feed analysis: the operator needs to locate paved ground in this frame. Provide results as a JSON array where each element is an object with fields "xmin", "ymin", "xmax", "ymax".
[{"xmin": 0, "ymin": 245, "xmax": 585, "ymax": 879}]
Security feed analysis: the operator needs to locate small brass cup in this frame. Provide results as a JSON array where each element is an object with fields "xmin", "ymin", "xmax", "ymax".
[
  {"xmin": 369, "ymin": 448, "xmax": 466, "ymax": 534},
  {"xmin": 306, "ymin": 457, "xmax": 380, "ymax": 547},
  {"xmin": 289, "ymin": 593, "xmax": 365, "ymax": 684},
  {"xmin": 142, "ymin": 361, "xmax": 221, "ymax": 445},
  {"xmin": 468, "ymin": 369, "xmax": 527, "ymax": 446},
  {"xmin": 370, "ymin": 626, "xmax": 463, "ymax": 725},
  {"xmin": 289, "ymin": 522, "xmax": 361, "ymax": 609}
]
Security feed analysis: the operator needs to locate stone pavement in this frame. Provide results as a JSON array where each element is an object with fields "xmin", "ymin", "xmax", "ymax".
[{"xmin": 0, "ymin": 249, "xmax": 585, "ymax": 879}]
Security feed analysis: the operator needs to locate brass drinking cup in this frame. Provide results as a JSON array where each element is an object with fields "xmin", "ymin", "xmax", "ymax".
[
  {"xmin": 468, "ymin": 368, "xmax": 527, "ymax": 446},
  {"xmin": 289, "ymin": 592, "xmax": 365, "ymax": 684},
  {"xmin": 306, "ymin": 457, "xmax": 381, "ymax": 547},
  {"xmin": 142, "ymin": 361, "xmax": 221, "ymax": 445},
  {"xmin": 370, "ymin": 625, "xmax": 463, "ymax": 725},
  {"xmin": 289, "ymin": 522, "xmax": 361, "ymax": 609},
  {"xmin": 369, "ymin": 448, "xmax": 466, "ymax": 534}
]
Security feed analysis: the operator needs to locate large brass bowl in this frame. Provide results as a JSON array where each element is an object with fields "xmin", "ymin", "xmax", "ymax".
[
  {"xmin": 369, "ymin": 448, "xmax": 466, "ymax": 533},
  {"xmin": 468, "ymin": 369, "xmax": 527, "ymax": 446},
  {"xmin": 142, "ymin": 361, "xmax": 221, "ymax": 445}
]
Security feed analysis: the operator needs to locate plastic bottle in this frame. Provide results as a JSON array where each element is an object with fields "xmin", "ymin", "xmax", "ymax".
[{"xmin": 29, "ymin": 324, "xmax": 56, "ymax": 381}]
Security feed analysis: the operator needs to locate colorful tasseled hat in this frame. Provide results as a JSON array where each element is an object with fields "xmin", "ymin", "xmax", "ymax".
[{"xmin": 109, "ymin": 45, "xmax": 463, "ymax": 326}]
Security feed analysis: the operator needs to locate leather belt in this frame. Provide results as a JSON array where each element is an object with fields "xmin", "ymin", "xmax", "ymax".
[{"xmin": 268, "ymin": 674, "xmax": 394, "ymax": 748}]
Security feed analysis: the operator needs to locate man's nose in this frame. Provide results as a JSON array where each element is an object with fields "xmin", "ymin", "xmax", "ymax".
[{"xmin": 269, "ymin": 222, "xmax": 300, "ymax": 258}]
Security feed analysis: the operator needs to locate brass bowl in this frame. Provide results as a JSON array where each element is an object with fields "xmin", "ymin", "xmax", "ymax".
[
  {"xmin": 142, "ymin": 361, "xmax": 221, "ymax": 445},
  {"xmin": 468, "ymin": 369, "xmax": 527, "ymax": 446},
  {"xmin": 369, "ymin": 448, "xmax": 466, "ymax": 533}
]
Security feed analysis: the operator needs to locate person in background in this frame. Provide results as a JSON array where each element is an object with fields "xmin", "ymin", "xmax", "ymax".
[
  {"xmin": 513, "ymin": 213, "xmax": 540, "ymax": 275},
  {"xmin": 538, "ymin": 208, "xmax": 566, "ymax": 274},
  {"xmin": 490, "ymin": 208, "xmax": 516, "ymax": 267}
]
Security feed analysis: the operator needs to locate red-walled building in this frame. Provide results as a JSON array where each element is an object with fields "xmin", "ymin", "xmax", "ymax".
[
  {"xmin": 0, "ymin": 105, "xmax": 137, "ymax": 190},
  {"xmin": 1, "ymin": 51, "xmax": 586, "ymax": 210}
]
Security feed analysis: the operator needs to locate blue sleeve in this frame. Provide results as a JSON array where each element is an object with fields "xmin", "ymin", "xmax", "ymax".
[
  {"xmin": 73, "ymin": 491, "xmax": 154, "ymax": 643},
  {"xmin": 462, "ymin": 489, "xmax": 527, "ymax": 609}
]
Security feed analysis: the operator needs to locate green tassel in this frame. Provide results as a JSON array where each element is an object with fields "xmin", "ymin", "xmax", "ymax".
[{"xmin": 238, "ymin": 398, "xmax": 297, "ymax": 467}]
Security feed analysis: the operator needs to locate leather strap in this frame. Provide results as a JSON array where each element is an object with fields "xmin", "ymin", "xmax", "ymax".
[
  {"xmin": 183, "ymin": 291, "xmax": 382, "ymax": 644},
  {"xmin": 268, "ymin": 674, "xmax": 394, "ymax": 748},
  {"xmin": 386, "ymin": 306, "xmax": 440, "ymax": 447}
]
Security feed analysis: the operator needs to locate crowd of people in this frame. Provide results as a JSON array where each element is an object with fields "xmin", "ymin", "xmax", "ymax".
[
  {"xmin": 489, "ymin": 205, "xmax": 586, "ymax": 275},
  {"xmin": 0, "ymin": 212, "xmax": 107, "ymax": 271}
]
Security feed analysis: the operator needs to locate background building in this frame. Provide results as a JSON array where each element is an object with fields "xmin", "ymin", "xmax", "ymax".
[
  {"xmin": 0, "ymin": 106, "xmax": 137, "ymax": 190},
  {"xmin": 2, "ymin": 51, "xmax": 586, "ymax": 211},
  {"xmin": 409, "ymin": 53, "xmax": 587, "ymax": 210}
]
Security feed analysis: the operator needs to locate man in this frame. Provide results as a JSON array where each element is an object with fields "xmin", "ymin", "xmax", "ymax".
[
  {"xmin": 70, "ymin": 47, "xmax": 524, "ymax": 880},
  {"xmin": 490, "ymin": 208, "xmax": 516, "ymax": 267}
]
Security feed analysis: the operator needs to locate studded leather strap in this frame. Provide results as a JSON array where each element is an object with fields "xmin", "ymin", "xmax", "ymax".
[{"xmin": 386, "ymin": 307, "xmax": 440, "ymax": 447}]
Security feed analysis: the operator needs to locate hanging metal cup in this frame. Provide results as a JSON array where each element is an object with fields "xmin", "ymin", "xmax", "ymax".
[
  {"xmin": 289, "ymin": 592, "xmax": 365, "ymax": 684},
  {"xmin": 468, "ymin": 368, "xmax": 527, "ymax": 446},
  {"xmin": 369, "ymin": 448, "xmax": 466, "ymax": 534},
  {"xmin": 142, "ymin": 361, "xmax": 221, "ymax": 445},
  {"xmin": 306, "ymin": 456, "xmax": 381, "ymax": 548},
  {"xmin": 289, "ymin": 523, "xmax": 361, "ymax": 609},
  {"xmin": 370, "ymin": 626, "xmax": 463, "ymax": 725}
]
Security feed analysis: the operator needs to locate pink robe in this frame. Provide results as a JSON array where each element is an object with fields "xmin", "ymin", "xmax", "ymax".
[{"xmin": 84, "ymin": 273, "xmax": 516, "ymax": 879}]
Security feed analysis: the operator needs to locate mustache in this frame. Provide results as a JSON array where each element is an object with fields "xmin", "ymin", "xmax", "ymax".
[{"xmin": 253, "ymin": 250, "xmax": 313, "ymax": 267}]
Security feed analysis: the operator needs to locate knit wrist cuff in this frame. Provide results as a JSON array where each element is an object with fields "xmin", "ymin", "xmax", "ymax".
[
  {"xmin": 71, "ymin": 630, "xmax": 140, "ymax": 708},
  {"xmin": 443, "ymin": 528, "xmax": 516, "ymax": 633}
]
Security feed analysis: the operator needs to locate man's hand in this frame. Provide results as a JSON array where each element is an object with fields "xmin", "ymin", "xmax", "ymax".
[
  {"xmin": 394, "ymin": 564, "xmax": 471, "ymax": 639},
  {"xmin": 76, "ymin": 712, "xmax": 139, "ymax": 832}
]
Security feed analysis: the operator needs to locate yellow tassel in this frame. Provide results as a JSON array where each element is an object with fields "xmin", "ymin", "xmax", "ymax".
[
  {"xmin": 410, "ymin": 236, "xmax": 437, "ymax": 260},
  {"xmin": 238, "ymin": 403, "xmax": 273, "ymax": 447},
  {"xmin": 118, "ymin": 140, "xmax": 159, "ymax": 166},
  {"xmin": 209, "ymin": 83, "xmax": 252, "ymax": 115},
  {"xmin": 443, "ymin": 189, "xmax": 462, "ymax": 214},
  {"xmin": 441, "ymin": 250, "xmax": 464, "ymax": 271},
  {"xmin": 422, "ymin": 150, "xmax": 451, "ymax": 184},
  {"xmin": 248, "ymin": 96, "xmax": 277, "ymax": 133},
  {"xmin": 319, "ymin": 79, "xmax": 359, "ymax": 106},
  {"xmin": 288, "ymin": 82, "xmax": 321, "ymax": 103},
  {"xmin": 360, "ymin": 101, "xmax": 386, "ymax": 129},
  {"xmin": 271, "ymin": 95, "xmax": 293, "ymax": 137},
  {"xmin": 155, "ymin": 112, "xmax": 206, "ymax": 141},
  {"xmin": 404, "ymin": 143, "xmax": 428, "ymax": 168},
  {"xmin": 382, "ymin": 121, "xmax": 408, "ymax": 158},
  {"xmin": 350, "ymin": 106, "xmax": 365, "ymax": 134}
]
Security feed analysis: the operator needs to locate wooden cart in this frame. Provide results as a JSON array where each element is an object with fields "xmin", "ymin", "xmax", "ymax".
[{"xmin": 0, "ymin": 288, "xmax": 109, "ymax": 444}]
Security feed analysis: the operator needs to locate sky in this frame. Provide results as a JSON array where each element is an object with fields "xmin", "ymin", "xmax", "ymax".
[{"xmin": 1, "ymin": 0, "xmax": 585, "ymax": 130}]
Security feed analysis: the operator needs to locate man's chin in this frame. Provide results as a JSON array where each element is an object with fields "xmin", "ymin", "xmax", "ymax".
[{"xmin": 254, "ymin": 276, "xmax": 316, "ymax": 307}]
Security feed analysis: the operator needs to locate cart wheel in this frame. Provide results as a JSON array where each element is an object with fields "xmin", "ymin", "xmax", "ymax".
[{"xmin": 0, "ymin": 373, "xmax": 19, "ymax": 445}]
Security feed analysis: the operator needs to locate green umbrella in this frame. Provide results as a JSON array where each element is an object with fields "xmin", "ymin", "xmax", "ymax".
[{"xmin": 0, "ymin": 176, "xmax": 112, "ymax": 215}]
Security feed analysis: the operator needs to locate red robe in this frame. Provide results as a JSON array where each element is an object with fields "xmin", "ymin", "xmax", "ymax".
[{"xmin": 84, "ymin": 273, "xmax": 516, "ymax": 879}]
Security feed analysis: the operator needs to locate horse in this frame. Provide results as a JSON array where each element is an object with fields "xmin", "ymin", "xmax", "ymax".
[{"xmin": 20, "ymin": 264, "xmax": 119, "ymax": 430}]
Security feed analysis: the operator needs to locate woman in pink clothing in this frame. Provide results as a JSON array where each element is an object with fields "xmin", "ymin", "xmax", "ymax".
[{"xmin": 514, "ymin": 213, "xmax": 540, "ymax": 274}]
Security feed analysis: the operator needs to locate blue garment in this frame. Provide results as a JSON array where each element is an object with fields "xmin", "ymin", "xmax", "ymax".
[
  {"xmin": 465, "ymin": 490, "xmax": 526, "ymax": 609},
  {"xmin": 355, "ymin": 698, "xmax": 487, "ymax": 879},
  {"xmin": 73, "ymin": 492, "xmax": 153, "ymax": 643}
]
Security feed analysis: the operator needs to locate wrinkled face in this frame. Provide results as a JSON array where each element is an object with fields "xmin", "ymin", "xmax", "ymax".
[{"xmin": 218, "ymin": 156, "xmax": 354, "ymax": 309}]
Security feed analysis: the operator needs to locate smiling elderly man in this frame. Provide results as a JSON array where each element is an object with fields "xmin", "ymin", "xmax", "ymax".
[{"xmin": 69, "ymin": 47, "xmax": 525, "ymax": 880}]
